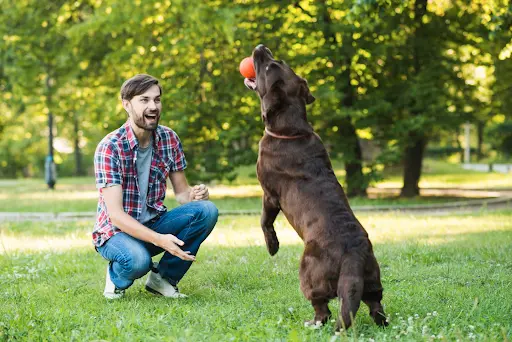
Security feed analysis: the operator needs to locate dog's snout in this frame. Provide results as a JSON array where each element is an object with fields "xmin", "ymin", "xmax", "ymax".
[{"xmin": 254, "ymin": 44, "xmax": 274, "ymax": 59}]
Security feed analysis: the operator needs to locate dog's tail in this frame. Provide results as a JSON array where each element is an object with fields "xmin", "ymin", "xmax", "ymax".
[{"xmin": 336, "ymin": 252, "xmax": 365, "ymax": 332}]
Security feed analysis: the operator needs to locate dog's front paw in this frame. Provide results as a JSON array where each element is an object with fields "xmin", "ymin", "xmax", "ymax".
[{"xmin": 264, "ymin": 231, "xmax": 279, "ymax": 256}]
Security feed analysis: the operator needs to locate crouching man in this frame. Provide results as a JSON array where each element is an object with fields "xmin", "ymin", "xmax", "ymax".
[{"xmin": 92, "ymin": 74, "xmax": 218, "ymax": 299}]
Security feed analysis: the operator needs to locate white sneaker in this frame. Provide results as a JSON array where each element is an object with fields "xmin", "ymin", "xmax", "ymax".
[
  {"xmin": 145, "ymin": 270, "xmax": 187, "ymax": 298},
  {"xmin": 103, "ymin": 267, "xmax": 125, "ymax": 299}
]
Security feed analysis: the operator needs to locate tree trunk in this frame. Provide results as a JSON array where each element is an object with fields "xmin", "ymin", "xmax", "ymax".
[
  {"xmin": 476, "ymin": 121, "xmax": 484, "ymax": 161},
  {"xmin": 73, "ymin": 114, "xmax": 85, "ymax": 176},
  {"xmin": 454, "ymin": 130, "xmax": 464, "ymax": 163},
  {"xmin": 320, "ymin": 1, "xmax": 367, "ymax": 197},
  {"xmin": 340, "ymin": 117, "xmax": 366, "ymax": 197},
  {"xmin": 401, "ymin": 135, "xmax": 427, "ymax": 197},
  {"xmin": 401, "ymin": 0, "xmax": 428, "ymax": 197},
  {"xmin": 339, "ymin": 64, "xmax": 366, "ymax": 197}
]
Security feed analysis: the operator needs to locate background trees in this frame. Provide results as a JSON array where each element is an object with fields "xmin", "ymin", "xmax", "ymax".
[{"xmin": 0, "ymin": 0, "xmax": 510, "ymax": 195}]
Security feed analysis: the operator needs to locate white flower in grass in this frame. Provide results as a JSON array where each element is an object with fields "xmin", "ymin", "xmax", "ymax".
[
  {"xmin": 414, "ymin": 314, "xmax": 419, "ymax": 319},
  {"xmin": 422, "ymin": 325, "xmax": 429, "ymax": 335},
  {"xmin": 432, "ymin": 311, "xmax": 438, "ymax": 316},
  {"xmin": 468, "ymin": 325, "xmax": 475, "ymax": 330}
]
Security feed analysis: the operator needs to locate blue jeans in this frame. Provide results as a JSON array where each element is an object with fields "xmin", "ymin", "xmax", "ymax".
[{"xmin": 97, "ymin": 200, "xmax": 218, "ymax": 290}]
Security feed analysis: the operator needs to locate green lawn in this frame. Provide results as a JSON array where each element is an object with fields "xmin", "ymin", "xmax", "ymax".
[
  {"xmin": 377, "ymin": 159, "xmax": 512, "ymax": 189},
  {"xmin": 1, "ymin": 211, "xmax": 511, "ymax": 341},
  {"xmin": 232, "ymin": 158, "xmax": 512, "ymax": 189},
  {"xmin": 0, "ymin": 188, "xmax": 483, "ymax": 213},
  {"xmin": 1, "ymin": 158, "xmax": 510, "ymax": 213}
]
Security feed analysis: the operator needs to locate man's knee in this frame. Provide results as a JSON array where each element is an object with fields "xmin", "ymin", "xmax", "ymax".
[
  {"xmin": 119, "ymin": 248, "xmax": 152, "ymax": 280},
  {"xmin": 197, "ymin": 200, "xmax": 218, "ymax": 231}
]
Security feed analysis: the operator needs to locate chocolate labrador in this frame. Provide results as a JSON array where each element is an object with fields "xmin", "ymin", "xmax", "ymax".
[{"xmin": 244, "ymin": 44, "xmax": 388, "ymax": 332}]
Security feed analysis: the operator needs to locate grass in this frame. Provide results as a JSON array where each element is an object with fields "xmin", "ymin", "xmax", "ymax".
[
  {"xmin": 225, "ymin": 159, "xmax": 512, "ymax": 189},
  {"xmin": 1, "ymin": 210, "xmax": 512, "ymax": 341},
  {"xmin": 0, "ymin": 159, "xmax": 510, "ymax": 213},
  {"xmin": 0, "ymin": 187, "xmax": 484, "ymax": 213},
  {"xmin": 377, "ymin": 159, "xmax": 512, "ymax": 189}
]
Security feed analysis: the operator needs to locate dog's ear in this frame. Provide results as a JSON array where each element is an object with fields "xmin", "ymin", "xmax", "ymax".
[
  {"xmin": 300, "ymin": 78, "xmax": 315, "ymax": 105},
  {"xmin": 264, "ymin": 80, "xmax": 287, "ymax": 106}
]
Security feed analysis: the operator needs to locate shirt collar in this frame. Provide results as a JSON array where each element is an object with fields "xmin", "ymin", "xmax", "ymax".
[{"xmin": 123, "ymin": 121, "xmax": 161, "ymax": 150}]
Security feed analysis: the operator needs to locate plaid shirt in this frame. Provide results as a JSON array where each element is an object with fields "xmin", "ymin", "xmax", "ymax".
[{"xmin": 92, "ymin": 121, "xmax": 187, "ymax": 247}]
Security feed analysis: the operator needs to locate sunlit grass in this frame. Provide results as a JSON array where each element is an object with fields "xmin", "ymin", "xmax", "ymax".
[
  {"xmin": 376, "ymin": 159, "xmax": 512, "ymax": 189},
  {"xmin": 2, "ymin": 210, "xmax": 510, "ymax": 251},
  {"xmin": 2, "ymin": 158, "xmax": 510, "ymax": 213},
  {"xmin": 1, "ymin": 211, "xmax": 511, "ymax": 340}
]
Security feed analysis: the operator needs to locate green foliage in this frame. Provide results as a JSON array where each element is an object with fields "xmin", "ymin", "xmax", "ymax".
[
  {"xmin": 0, "ymin": 0, "xmax": 510, "ymax": 187},
  {"xmin": 486, "ymin": 121, "xmax": 512, "ymax": 157}
]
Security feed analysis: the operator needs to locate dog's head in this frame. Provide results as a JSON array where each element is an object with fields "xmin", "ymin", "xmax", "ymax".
[{"xmin": 245, "ymin": 45, "xmax": 315, "ymax": 123}]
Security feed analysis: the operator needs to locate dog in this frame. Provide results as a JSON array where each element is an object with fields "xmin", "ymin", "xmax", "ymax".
[{"xmin": 244, "ymin": 44, "xmax": 388, "ymax": 332}]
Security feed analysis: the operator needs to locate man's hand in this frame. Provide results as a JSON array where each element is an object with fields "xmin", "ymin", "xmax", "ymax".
[
  {"xmin": 155, "ymin": 234, "xmax": 196, "ymax": 261},
  {"xmin": 189, "ymin": 184, "xmax": 209, "ymax": 202}
]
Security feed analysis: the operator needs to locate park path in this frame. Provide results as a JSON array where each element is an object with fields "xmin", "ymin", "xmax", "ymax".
[{"xmin": 0, "ymin": 188, "xmax": 511, "ymax": 222}]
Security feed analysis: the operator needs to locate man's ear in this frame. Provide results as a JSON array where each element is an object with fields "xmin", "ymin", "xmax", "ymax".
[
  {"xmin": 122, "ymin": 99, "xmax": 131, "ymax": 114},
  {"xmin": 301, "ymin": 79, "xmax": 315, "ymax": 105}
]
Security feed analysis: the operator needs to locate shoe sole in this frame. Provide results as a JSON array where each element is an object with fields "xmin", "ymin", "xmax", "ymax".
[
  {"xmin": 145, "ymin": 285, "xmax": 187, "ymax": 298},
  {"xmin": 145, "ymin": 285, "xmax": 163, "ymax": 296},
  {"xmin": 104, "ymin": 293, "xmax": 124, "ymax": 300}
]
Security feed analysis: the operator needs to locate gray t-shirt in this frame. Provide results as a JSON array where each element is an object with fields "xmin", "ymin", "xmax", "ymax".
[{"xmin": 135, "ymin": 139, "xmax": 159, "ymax": 225}]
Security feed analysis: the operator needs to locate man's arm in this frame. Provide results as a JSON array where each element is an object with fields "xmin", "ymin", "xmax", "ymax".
[
  {"xmin": 101, "ymin": 185, "xmax": 195, "ymax": 261},
  {"xmin": 170, "ymin": 170, "xmax": 209, "ymax": 204}
]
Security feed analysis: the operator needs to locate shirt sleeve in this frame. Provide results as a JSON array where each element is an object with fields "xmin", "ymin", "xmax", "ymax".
[
  {"xmin": 170, "ymin": 133, "xmax": 187, "ymax": 172},
  {"xmin": 94, "ymin": 142, "xmax": 123, "ymax": 188}
]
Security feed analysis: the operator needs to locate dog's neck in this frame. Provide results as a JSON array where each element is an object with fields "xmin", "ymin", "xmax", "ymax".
[
  {"xmin": 265, "ymin": 127, "xmax": 307, "ymax": 139},
  {"xmin": 264, "ymin": 104, "xmax": 313, "ymax": 138}
]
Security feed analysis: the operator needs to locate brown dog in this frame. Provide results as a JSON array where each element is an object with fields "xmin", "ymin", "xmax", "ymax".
[{"xmin": 245, "ymin": 45, "xmax": 388, "ymax": 332}]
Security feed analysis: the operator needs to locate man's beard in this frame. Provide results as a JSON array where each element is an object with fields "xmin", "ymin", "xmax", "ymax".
[{"xmin": 132, "ymin": 109, "xmax": 160, "ymax": 131}]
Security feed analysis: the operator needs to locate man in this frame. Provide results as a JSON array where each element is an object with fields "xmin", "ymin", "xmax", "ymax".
[{"xmin": 93, "ymin": 74, "xmax": 218, "ymax": 299}]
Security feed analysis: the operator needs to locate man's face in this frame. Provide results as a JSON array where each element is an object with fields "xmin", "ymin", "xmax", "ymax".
[{"xmin": 123, "ymin": 84, "xmax": 162, "ymax": 131}]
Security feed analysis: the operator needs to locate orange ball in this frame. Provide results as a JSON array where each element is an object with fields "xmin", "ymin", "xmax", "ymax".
[{"xmin": 239, "ymin": 57, "xmax": 255, "ymax": 78}]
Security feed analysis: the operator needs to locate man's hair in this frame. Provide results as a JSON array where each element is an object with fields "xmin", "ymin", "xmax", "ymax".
[{"xmin": 120, "ymin": 74, "xmax": 162, "ymax": 101}]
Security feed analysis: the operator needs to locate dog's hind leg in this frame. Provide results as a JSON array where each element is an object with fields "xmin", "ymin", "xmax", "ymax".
[
  {"xmin": 362, "ymin": 252, "xmax": 388, "ymax": 327},
  {"xmin": 300, "ymin": 245, "xmax": 333, "ymax": 326},
  {"xmin": 305, "ymin": 298, "xmax": 331, "ymax": 327},
  {"xmin": 336, "ymin": 253, "xmax": 364, "ymax": 332}
]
